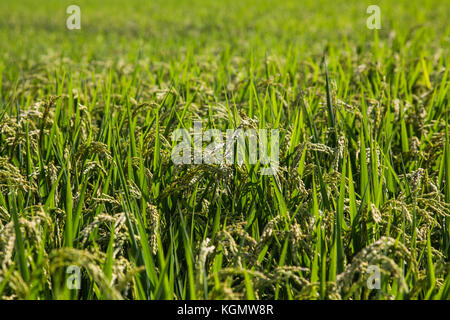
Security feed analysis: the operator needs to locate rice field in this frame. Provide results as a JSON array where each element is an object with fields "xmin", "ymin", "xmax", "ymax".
[{"xmin": 0, "ymin": 0, "xmax": 449, "ymax": 300}]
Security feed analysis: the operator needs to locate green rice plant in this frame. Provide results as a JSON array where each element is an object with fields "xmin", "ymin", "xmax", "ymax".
[{"xmin": 0, "ymin": 0, "xmax": 448, "ymax": 300}]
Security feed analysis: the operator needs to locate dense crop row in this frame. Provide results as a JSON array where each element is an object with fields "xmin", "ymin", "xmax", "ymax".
[{"xmin": 0, "ymin": 0, "xmax": 448, "ymax": 299}]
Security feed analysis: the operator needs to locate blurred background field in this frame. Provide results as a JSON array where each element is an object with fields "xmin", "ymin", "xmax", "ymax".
[{"xmin": 0, "ymin": 0, "xmax": 448, "ymax": 67}]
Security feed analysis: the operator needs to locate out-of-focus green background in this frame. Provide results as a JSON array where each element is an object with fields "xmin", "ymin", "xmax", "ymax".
[{"xmin": 1, "ymin": 0, "xmax": 448, "ymax": 65}]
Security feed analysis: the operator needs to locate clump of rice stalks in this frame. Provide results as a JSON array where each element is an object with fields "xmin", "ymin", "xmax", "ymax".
[{"xmin": 337, "ymin": 237, "xmax": 412, "ymax": 299}]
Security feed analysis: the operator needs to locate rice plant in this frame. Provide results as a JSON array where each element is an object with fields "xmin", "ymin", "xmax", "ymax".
[{"xmin": 0, "ymin": 0, "xmax": 449, "ymax": 300}]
